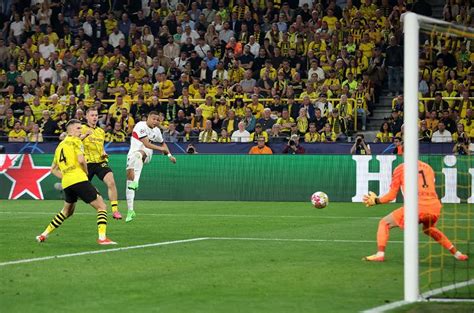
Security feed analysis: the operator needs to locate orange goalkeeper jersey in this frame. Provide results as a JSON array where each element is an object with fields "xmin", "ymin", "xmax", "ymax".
[{"xmin": 379, "ymin": 161, "xmax": 441, "ymax": 215}]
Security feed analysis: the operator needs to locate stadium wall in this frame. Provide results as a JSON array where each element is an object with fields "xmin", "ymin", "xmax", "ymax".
[{"xmin": 0, "ymin": 154, "xmax": 471, "ymax": 203}]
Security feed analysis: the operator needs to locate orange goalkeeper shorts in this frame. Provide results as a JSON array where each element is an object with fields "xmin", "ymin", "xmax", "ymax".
[{"xmin": 391, "ymin": 207, "xmax": 439, "ymax": 229}]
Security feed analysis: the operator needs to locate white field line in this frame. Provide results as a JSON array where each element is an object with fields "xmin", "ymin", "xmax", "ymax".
[
  {"xmin": 210, "ymin": 237, "xmax": 405, "ymax": 244},
  {"xmin": 0, "ymin": 237, "xmax": 421, "ymax": 267},
  {"xmin": 0, "ymin": 237, "xmax": 208, "ymax": 267},
  {"xmin": 426, "ymin": 298, "xmax": 474, "ymax": 302},
  {"xmin": 0, "ymin": 237, "xmax": 402, "ymax": 267},
  {"xmin": 0, "ymin": 211, "xmax": 470, "ymax": 221},
  {"xmin": 361, "ymin": 279, "xmax": 474, "ymax": 313}
]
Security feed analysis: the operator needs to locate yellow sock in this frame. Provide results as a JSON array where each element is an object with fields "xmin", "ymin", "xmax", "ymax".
[
  {"xmin": 110, "ymin": 200, "xmax": 118, "ymax": 213},
  {"xmin": 42, "ymin": 212, "xmax": 67, "ymax": 236},
  {"xmin": 97, "ymin": 210, "xmax": 107, "ymax": 240}
]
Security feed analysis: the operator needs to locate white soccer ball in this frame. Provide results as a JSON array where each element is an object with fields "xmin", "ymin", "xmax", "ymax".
[{"xmin": 311, "ymin": 191, "xmax": 329, "ymax": 209}]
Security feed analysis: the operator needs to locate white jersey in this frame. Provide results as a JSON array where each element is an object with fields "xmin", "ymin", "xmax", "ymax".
[{"xmin": 128, "ymin": 121, "xmax": 164, "ymax": 161}]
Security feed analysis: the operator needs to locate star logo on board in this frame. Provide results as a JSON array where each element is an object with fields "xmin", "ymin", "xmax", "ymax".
[
  {"xmin": 0, "ymin": 154, "xmax": 17, "ymax": 174},
  {"xmin": 2, "ymin": 154, "xmax": 51, "ymax": 200}
]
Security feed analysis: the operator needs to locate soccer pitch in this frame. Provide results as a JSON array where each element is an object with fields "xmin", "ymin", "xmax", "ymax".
[{"xmin": 0, "ymin": 201, "xmax": 473, "ymax": 313}]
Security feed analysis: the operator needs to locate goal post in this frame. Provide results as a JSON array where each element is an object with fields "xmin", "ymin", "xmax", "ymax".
[
  {"xmin": 403, "ymin": 12, "xmax": 420, "ymax": 303},
  {"xmin": 402, "ymin": 12, "xmax": 474, "ymax": 303}
]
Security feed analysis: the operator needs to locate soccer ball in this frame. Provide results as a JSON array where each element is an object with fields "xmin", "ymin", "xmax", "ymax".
[{"xmin": 311, "ymin": 192, "xmax": 329, "ymax": 209}]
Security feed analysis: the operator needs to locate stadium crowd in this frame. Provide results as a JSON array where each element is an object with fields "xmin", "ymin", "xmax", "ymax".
[{"xmin": 0, "ymin": 0, "xmax": 472, "ymax": 148}]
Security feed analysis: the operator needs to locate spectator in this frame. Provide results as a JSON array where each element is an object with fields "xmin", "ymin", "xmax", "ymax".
[
  {"xmin": 199, "ymin": 120, "xmax": 218, "ymax": 142},
  {"xmin": 250, "ymin": 123, "xmax": 269, "ymax": 142},
  {"xmin": 231, "ymin": 121, "xmax": 251, "ymax": 142},
  {"xmin": 327, "ymin": 109, "xmax": 347, "ymax": 141},
  {"xmin": 282, "ymin": 134, "xmax": 305, "ymax": 154},
  {"xmin": 1, "ymin": 108, "xmax": 15, "ymax": 136},
  {"xmin": 321, "ymin": 123, "xmax": 337, "ymax": 142},
  {"xmin": 218, "ymin": 128, "xmax": 231, "ymax": 143},
  {"xmin": 191, "ymin": 107, "xmax": 206, "ymax": 132},
  {"xmin": 374, "ymin": 122, "xmax": 394, "ymax": 143},
  {"xmin": 28, "ymin": 123, "xmax": 44, "ymax": 143},
  {"xmin": 247, "ymin": 94, "xmax": 264, "ymax": 117},
  {"xmin": 8, "ymin": 120, "xmax": 27, "ymax": 142},
  {"xmin": 268, "ymin": 123, "xmax": 284, "ymax": 143},
  {"xmin": 419, "ymin": 120, "xmax": 433, "ymax": 142},
  {"xmin": 452, "ymin": 123, "xmax": 467, "ymax": 143},
  {"xmin": 427, "ymin": 91, "xmax": 449, "ymax": 114},
  {"xmin": 351, "ymin": 134, "xmax": 372, "ymax": 155},
  {"xmin": 439, "ymin": 110, "xmax": 456, "ymax": 134},
  {"xmin": 393, "ymin": 136, "xmax": 404, "ymax": 155},
  {"xmin": 257, "ymin": 108, "xmax": 276, "ymax": 132},
  {"xmin": 242, "ymin": 107, "xmax": 256, "ymax": 133},
  {"xmin": 105, "ymin": 122, "xmax": 127, "ymax": 143},
  {"xmin": 11, "ymin": 96, "xmax": 28, "ymax": 119},
  {"xmin": 452, "ymin": 133, "xmax": 470, "ymax": 155},
  {"xmin": 37, "ymin": 110, "xmax": 57, "ymax": 141},
  {"xmin": 385, "ymin": 36, "xmax": 403, "ymax": 96},
  {"xmin": 180, "ymin": 123, "xmax": 199, "ymax": 143},
  {"xmin": 249, "ymin": 137, "xmax": 273, "ymax": 154},
  {"xmin": 389, "ymin": 109, "xmax": 403, "ymax": 136},
  {"xmin": 304, "ymin": 123, "xmax": 320, "ymax": 143},
  {"xmin": 163, "ymin": 122, "xmax": 180, "ymax": 143},
  {"xmin": 276, "ymin": 108, "xmax": 294, "ymax": 135},
  {"xmin": 432, "ymin": 121, "xmax": 453, "ymax": 143},
  {"xmin": 38, "ymin": 36, "xmax": 55, "ymax": 60}
]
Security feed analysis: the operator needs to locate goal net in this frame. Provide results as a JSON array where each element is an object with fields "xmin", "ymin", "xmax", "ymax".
[
  {"xmin": 419, "ymin": 156, "xmax": 473, "ymax": 300},
  {"xmin": 403, "ymin": 13, "xmax": 474, "ymax": 302}
]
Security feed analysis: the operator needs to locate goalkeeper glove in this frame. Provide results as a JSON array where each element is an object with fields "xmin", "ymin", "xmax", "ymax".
[{"xmin": 363, "ymin": 191, "xmax": 381, "ymax": 207}]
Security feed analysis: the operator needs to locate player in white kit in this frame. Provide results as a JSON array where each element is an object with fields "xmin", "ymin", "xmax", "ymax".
[{"xmin": 126, "ymin": 111, "xmax": 176, "ymax": 222}]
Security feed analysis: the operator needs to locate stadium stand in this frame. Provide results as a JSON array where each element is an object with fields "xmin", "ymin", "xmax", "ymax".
[{"xmin": 0, "ymin": 0, "xmax": 472, "ymax": 146}]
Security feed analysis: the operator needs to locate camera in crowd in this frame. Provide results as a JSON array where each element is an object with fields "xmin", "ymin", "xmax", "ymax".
[
  {"xmin": 186, "ymin": 144, "xmax": 196, "ymax": 154},
  {"xmin": 356, "ymin": 134, "xmax": 365, "ymax": 145}
]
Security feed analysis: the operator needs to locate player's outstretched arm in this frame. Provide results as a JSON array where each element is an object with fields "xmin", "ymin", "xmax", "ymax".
[
  {"xmin": 140, "ymin": 137, "xmax": 176, "ymax": 163},
  {"xmin": 140, "ymin": 136, "xmax": 168, "ymax": 153},
  {"xmin": 363, "ymin": 188, "xmax": 399, "ymax": 207},
  {"xmin": 161, "ymin": 142, "xmax": 176, "ymax": 163},
  {"xmin": 363, "ymin": 166, "xmax": 402, "ymax": 207}
]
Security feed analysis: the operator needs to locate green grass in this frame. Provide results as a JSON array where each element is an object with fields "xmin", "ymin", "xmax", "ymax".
[{"xmin": 0, "ymin": 201, "xmax": 472, "ymax": 313}]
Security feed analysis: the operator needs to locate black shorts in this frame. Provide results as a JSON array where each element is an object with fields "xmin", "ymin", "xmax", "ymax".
[
  {"xmin": 87, "ymin": 162, "xmax": 113, "ymax": 181},
  {"xmin": 64, "ymin": 181, "xmax": 99, "ymax": 204}
]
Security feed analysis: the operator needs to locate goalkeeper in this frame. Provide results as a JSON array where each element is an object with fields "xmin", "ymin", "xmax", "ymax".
[{"xmin": 363, "ymin": 160, "xmax": 468, "ymax": 262}]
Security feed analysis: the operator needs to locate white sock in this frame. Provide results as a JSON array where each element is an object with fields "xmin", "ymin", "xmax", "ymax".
[
  {"xmin": 126, "ymin": 164, "xmax": 142, "ymax": 211},
  {"xmin": 454, "ymin": 251, "xmax": 463, "ymax": 259},
  {"xmin": 126, "ymin": 182, "xmax": 135, "ymax": 211},
  {"xmin": 376, "ymin": 251, "xmax": 385, "ymax": 257}
]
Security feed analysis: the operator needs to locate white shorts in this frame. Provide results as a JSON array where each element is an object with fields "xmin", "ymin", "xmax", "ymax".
[{"xmin": 126, "ymin": 148, "xmax": 153, "ymax": 169}]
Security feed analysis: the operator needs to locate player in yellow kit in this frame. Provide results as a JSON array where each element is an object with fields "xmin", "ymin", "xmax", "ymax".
[
  {"xmin": 81, "ymin": 108, "xmax": 122, "ymax": 219},
  {"xmin": 36, "ymin": 119, "xmax": 117, "ymax": 245}
]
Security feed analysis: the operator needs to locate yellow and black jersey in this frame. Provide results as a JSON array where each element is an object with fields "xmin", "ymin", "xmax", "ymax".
[
  {"xmin": 81, "ymin": 124, "xmax": 106, "ymax": 163},
  {"xmin": 54, "ymin": 136, "xmax": 88, "ymax": 189}
]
